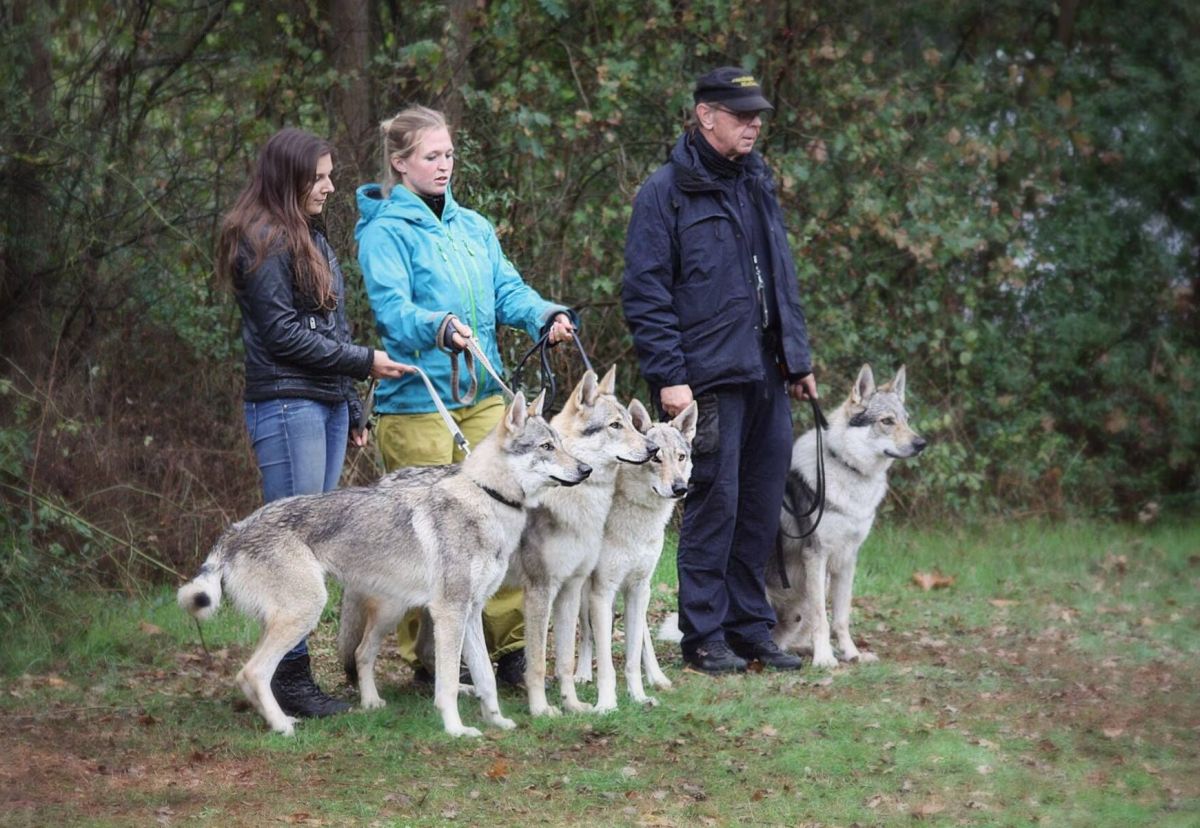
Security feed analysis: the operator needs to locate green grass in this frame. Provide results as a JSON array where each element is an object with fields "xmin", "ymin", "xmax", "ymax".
[{"xmin": 1, "ymin": 519, "xmax": 1197, "ymax": 826}]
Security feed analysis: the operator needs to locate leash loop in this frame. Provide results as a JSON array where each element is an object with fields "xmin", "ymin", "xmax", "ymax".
[{"xmin": 776, "ymin": 397, "xmax": 828, "ymax": 588}]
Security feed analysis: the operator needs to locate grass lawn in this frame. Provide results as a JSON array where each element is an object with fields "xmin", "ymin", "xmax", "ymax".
[{"xmin": 1, "ymin": 519, "xmax": 1197, "ymax": 826}]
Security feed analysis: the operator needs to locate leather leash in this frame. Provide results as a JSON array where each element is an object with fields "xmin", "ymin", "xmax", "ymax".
[{"xmin": 775, "ymin": 397, "xmax": 829, "ymax": 588}]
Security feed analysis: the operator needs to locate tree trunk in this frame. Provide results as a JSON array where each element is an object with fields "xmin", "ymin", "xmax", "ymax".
[
  {"xmin": 1, "ymin": 0, "xmax": 55, "ymax": 363},
  {"xmin": 328, "ymin": 0, "xmax": 374, "ymax": 183}
]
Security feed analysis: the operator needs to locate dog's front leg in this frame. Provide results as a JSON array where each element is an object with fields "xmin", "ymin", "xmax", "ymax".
[
  {"xmin": 830, "ymin": 554, "xmax": 876, "ymax": 663},
  {"xmin": 805, "ymin": 551, "xmax": 838, "ymax": 668},
  {"xmin": 522, "ymin": 580, "xmax": 561, "ymax": 717},
  {"xmin": 622, "ymin": 576, "xmax": 663, "ymax": 705},
  {"xmin": 429, "ymin": 600, "xmax": 480, "ymax": 737},
  {"xmin": 553, "ymin": 576, "xmax": 594, "ymax": 714},
  {"xmin": 463, "ymin": 603, "xmax": 515, "ymax": 730},
  {"xmin": 589, "ymin": 578, "xmax": 621, "ymax": 713}
]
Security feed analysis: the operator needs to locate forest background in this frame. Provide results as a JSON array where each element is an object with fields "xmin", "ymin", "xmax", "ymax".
[{"xmin": 1, "ymin": 0, "xmax": 1197, "ymax": 621}]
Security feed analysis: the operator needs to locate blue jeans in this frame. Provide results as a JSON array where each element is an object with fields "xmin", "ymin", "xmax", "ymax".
[{"xmin": 244, "ymin": 397, "xmax": 349, "ymax": 659}]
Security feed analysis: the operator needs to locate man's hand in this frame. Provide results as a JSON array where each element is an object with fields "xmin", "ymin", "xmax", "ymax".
[
  {"xmin": 660, "ymin": 384, "xmax": 694, "ymax": 417},
  {"xmin": 789, "ymin": 373, "xmax": 819, "ymax": 402}
]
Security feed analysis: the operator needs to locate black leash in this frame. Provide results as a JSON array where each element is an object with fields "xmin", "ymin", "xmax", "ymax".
[
  {"xmin": 510, "ymin": 328, "xmax": 594, "ymax": 412},
  {"xmin": 775, "ymin": 397, "xmax": 829, "ymax": 588}
]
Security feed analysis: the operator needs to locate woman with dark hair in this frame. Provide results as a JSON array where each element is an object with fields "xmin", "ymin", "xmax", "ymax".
[{"xmin": 217, "ymin": 128, "xmax": 414, "ymax": 718}]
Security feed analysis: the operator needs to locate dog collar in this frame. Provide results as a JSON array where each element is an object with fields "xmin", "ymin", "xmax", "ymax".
[
  {"xmin": 475, "ymin": 482, "xmax": 524, "ymax": 510},
  {"xmin": 826, "ymin": 445, "xmax": 869, "ymax": 478}
]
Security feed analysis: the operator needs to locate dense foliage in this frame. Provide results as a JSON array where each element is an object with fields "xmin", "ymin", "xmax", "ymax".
[{"xmin": 1, "ymin": 0, "xmax": 1196, "ymax": 602}]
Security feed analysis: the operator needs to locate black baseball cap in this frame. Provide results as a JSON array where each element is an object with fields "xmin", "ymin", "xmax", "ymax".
[{"xmin": 693, "ymin": 66, "xmax": 775, "ymax": 113}]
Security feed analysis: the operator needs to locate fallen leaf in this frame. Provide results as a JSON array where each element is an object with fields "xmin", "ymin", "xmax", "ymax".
[
  {"xmin": 485, "ymin": 760, "xmax": 510, "ymax": 780},
  {"xmin": 139, "ymin": 620, "xmax": 164, "ymax": 636},
  {"xmin": 760, "ymin": 725, "xmax": 778, "ymax": 738},
  {"xmin": 1102, "ymin": 727, "xmax": 1124, "ymax": 739},
  {"xmin": 988, "ymin": 599, "xmax": 1018, "ymax": 608},
  {"xmin": 912, "ymin": 571, "xmax": 955, "ymax": 591}
]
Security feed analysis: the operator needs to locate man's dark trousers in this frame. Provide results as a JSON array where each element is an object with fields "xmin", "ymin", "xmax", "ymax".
[{"xmin": 676, "ymin": 356, "xmax": 792, "ymax": 657}]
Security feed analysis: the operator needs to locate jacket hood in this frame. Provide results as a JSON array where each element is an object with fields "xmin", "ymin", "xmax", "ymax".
[{"xmin": 354, "ymin": 183, "xmax": 461, "ymax": 240}]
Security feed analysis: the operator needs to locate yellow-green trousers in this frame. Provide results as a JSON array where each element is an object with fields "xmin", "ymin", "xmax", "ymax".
[{"xmin": 376, "ymin": 394, "xmax": 525, "ymax": 666}]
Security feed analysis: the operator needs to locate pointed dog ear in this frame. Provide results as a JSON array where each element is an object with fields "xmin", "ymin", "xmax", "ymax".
[
  {"xmin": 577, "ymin": 369, "xmax": 600, "ymax": 407},
  {"xmin": 889, "ymin": 365, "xmax": 907, "ymax": 402},
  {"xmin": 505, "ymin": 392, "xmax": 528, "ymax": 432},
  {"xmin": 851, "ymin": 363, "xmax": 876, "ymax": 405},
  {"xmin": 529, "ymin": 388, "xmax": 547, "ymax": 418},
  {"xmin": 627, "ymin": 398, "xmax": 653, "ymax": 434},
  {"xmin": 597, "ymin": 365, "xmax": 617, "ymax": 397},
  {"xmin": 672, "ymin": 400, "xmax": 699, "ymax": 444}
]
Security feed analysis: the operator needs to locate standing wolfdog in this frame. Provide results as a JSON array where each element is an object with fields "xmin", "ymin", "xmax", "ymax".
[
  {"xmin": 576, "ymin": 399, "xmax": 697, "ymax": 712},
  {"xmin": 512, "ymin": 368, "xmax": 659, "ymax": 717},
  {"xmin": 177, "ymin": 392, "xmax": 590, "ymax": 737},
  {"xmin": 767, "ymin": 365, "xmax": 927, "ymax": 668}
]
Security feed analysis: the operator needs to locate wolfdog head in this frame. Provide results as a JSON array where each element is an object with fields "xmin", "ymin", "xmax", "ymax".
[
  {"xmin": 834, "ymin": 364, "xmax": 927, "ymax": 465},
  {"xmin": 625, "ymin": 398, "xmax": 697, "ymax": 500},
  {"xmin": 551, "ymin": 367, "xmax": 658, "ymax": 471},
  {"xmin": 489, "ymin": 390, "xmax": 592, "ymax": 493}
]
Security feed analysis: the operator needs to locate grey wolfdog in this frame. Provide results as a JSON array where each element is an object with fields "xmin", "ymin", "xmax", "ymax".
[
  {"xmin": 576, "ymin": 398, "xmax": 697, "ymax": 712},
  {"xmin": 766, "ymin": 364, "xmax": 926, "ymax": 668},
  {"xmin": 177, "ymin": 392, "xmax": 591, "ymax": 737},
  {"xmin": 336, "ymin": 367, "xmax": 658, "ymax": 721},
  {"xmin": 510, "ymin": 367, "xmax": 659, "ymax": 717}
]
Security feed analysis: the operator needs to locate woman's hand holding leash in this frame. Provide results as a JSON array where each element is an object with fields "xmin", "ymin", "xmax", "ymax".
[
  {"xmin": 546, "ymin": 312, "xmax": 575, "ymax": 345},
  {"xmin": 357, "ymin": 353, "xmax": 417, "ymax": 446},
  {"xmin": 371, "ymin": 350, "xmax": 418, "ymax": 379}
]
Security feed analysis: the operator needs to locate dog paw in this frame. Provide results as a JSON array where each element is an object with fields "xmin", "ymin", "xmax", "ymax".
[
  {"xmin": 647, "ymin": 675, "xmax": 673, "ymax": 690},
  {"xmin": 531, "ymin": 703, "xmax": 562, "ymax": 718},
  {"xmin": 447, "ymin": 725, "xmax": 483, "ymax": 738},
  {"xmin": 593, "ymin": 701, "xmax": 618, "ymax": 715},
  {"xmin": 811, "ymin": 653, "xmax": 839, "ymax": 669},
  {"xmin": 488, "ymin": 715, "xmax": 517, "ymax": 730},
  {"xmin": 632, "ymin": 695, "xmax": 659, "ymax": 708},
  {"xmin": 272, "ymin": 719, "xmax": 297, "ymax": 736},
  {"xmin": 856, "ymin": 651, "xmax": 880, "ymax": 663},
  {"xmin": 360, "ymin": 696, "xmax": 386, "ymax": 710},
  {"xmin": 563, "ymin": 699, "xmax": 594, "ymax": 714},
  {"xmin": 574, "ymin": 670, "xmax": 594, "ymax": 684}
]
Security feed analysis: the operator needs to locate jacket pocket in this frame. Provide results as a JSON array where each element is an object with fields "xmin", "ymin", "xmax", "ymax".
[
  {"xmin": 674, "ymin": 211, "xmax": 749, "ymax": 330},
  {"xmin": 692, "ymin": 392, "xmax": 721, "ymax": 456}
]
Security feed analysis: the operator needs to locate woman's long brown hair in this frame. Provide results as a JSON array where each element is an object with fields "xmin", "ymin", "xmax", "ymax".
[{"xmin": 216, "ymin": 128, "xmax": 335, "ymax": 308}]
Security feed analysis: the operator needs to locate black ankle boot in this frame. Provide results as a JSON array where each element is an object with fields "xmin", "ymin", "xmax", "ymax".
[{"xmin": 270, "ymin": 653, "xmax": 352, "ymax": 719}]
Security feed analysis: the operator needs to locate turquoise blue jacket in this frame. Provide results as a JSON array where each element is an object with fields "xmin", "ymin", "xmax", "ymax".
[{"xmin": 356, "ymin": 183, "xmax": 568, "ymax": 414}]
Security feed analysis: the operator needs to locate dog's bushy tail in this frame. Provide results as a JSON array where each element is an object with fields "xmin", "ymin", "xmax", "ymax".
[
  {"xmin": 177, "ymin": 558, "xmax": 223, "ymax": 622},
  {"xmin": 336, "ymin": 589, "xmax": 368, "ymax": 685}
]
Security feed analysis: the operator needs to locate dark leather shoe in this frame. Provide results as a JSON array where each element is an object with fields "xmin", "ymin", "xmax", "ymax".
[
  {"xmin": 683, "ymin": 641, "xmax": 748, "ymax": 675},
  {"xmin": 496, "ymin": 649, "xmax": 527, "ymax": 689},
  {"xmin": 270, "ymin": 654, "xmax": 352, "ymax": 718},
  {"xmin": 731, "ymin": 638, "xmax": 804, "ymax": 670}
]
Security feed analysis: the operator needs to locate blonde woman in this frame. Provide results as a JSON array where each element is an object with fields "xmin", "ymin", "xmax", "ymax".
[{"xmin": 355, "ymin": 106, "xmax": 576, "ymax": 686}]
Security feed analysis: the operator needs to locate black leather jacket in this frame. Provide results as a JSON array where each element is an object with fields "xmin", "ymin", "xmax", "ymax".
[{"xmin": 234, "ymin": 227, "xmax": 372, "ymax": 415}]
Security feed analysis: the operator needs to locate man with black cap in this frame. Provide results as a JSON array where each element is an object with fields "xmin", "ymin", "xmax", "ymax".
[{"xmin": 621, "ymin": 67, "xmax": 818, "ymax": 675}]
